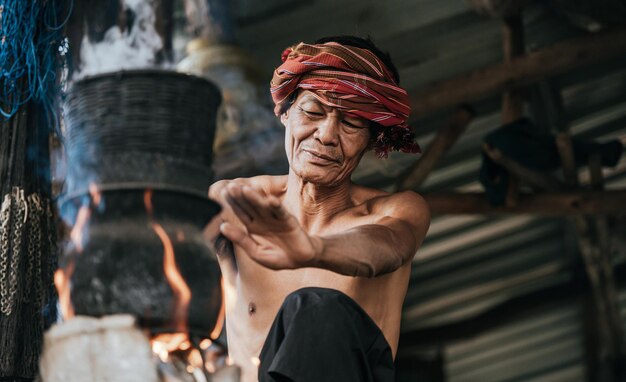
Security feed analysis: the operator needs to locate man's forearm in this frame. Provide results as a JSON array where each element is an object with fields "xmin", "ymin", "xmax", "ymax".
[{"xmin": 311, "ymin": 224, "xmax": 415, "ymax": 278}]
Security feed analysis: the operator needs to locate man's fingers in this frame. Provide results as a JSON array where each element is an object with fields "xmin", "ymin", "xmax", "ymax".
[
  {"xmin": 242, "ymin": 188, "xmax": 290, "ymax": 222},
  {"xmin": 263, "ymin": 195, "xmax": 290, "ymax": 221},
  {"xmin": 220, "ymin": 223, "xmax": 283, "ymax": 269},
  {"xmin": 220, "ymin": 222, "xmax": 258, "ymax": 255},
  {"xmin": 241, "ymin": 186, "xmax": 280, "ymax": 221},
  {"xmin": 224, "ymin": 185, "xmax": 294, "ymax": 236},
  {"xmin": 226, "ymin": 184, "xmax": 262, "ymax": 222},
  {"xmin": 222, "ymin": 187, "xmax": 254, "ymax": 224}
]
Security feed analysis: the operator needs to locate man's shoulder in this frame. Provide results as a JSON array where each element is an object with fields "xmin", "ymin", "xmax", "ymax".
[
  {"xmin": 353, "ymin": 185, "xmax": 429, "ymax": 222},
  {"xmin": 353, "ymin": 184, "xmax": 425, "ymax": 208}
]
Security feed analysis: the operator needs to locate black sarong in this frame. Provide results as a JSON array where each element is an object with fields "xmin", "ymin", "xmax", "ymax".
[{"xmin": 258, "ymin": 287, "xmax": 395, "ymax": 382}]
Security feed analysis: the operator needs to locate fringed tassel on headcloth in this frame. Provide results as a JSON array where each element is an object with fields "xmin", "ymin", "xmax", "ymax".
[{"xmin": 270, "ymin": 42, "xmax": 421, "ymax": 158}]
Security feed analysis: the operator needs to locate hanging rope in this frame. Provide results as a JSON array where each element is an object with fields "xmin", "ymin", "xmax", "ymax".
[
  {"xmin": 0, "ymin": 0, "xmax": 72, "ymax": 120},
  {"xmin": 0, "ymin": 0, "xmax": 67, "ymax": 377}
]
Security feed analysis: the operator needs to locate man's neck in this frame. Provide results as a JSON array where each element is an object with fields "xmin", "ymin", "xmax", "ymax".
[{"xmin": 283, "ymin": 172, "xmax": 353, "ymax": 233}]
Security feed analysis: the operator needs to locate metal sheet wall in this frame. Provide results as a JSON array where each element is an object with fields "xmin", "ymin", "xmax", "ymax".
[{"xmin": 445, "ymin": 304, "xmax": 586, "ymax": 382}]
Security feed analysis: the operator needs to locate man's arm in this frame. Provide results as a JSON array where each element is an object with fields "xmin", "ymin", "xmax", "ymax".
[
  {"xmin": 219, "ymin": 184, "xmax": 430, "ymax": 278},
  {"xmin": 205, "ymin": 179, "xmax": 247, "ymax": 280},
  {"xmin": 313, "ymin": 200, "xmax": 428, "ymax": 277}
]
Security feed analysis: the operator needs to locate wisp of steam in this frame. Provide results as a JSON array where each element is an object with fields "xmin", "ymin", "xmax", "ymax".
[{"xmin": 75, "ymin": 0, "xmax": 165, "ymax": 80}]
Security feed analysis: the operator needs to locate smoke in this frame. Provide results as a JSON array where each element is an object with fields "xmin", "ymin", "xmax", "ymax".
[
  {"xmin": 183, "ymin": 0, "xmax": 211, "ymax": 37},
  {"xmin": 75, "ymin": 0, "xmax": 165, "ymax": 80}
]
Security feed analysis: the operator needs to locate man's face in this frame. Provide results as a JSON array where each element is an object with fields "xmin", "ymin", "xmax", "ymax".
[{"xmin": 281, "ymin": 91, "xmax": 371, "ymax": 186}]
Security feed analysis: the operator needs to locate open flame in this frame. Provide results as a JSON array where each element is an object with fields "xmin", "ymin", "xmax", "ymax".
[
  {"xmin": 143, "ymin": 188, "xmax": 229, "ymax": 378},
  {"xmin": 144, "ymin": 189, "xmax": 191, "ymax": 333},
  {"xmin": 55, "ymin": 204, "xmax": 89, "ymax": 319},
  {"xmin": 151, "ymin": 332, "xmax": 190, "ymax": 362},
  {"xmin": 151, "ymin": 332, "xmax": 232, "ymax": 379},
  {"xmin": 68, "ymin": 203, "xmax": 91, "ymax": 254},
  {"xmin": 88, "ymin": 182, "xmax": 102, "ymax": 208},
  {"xmin": 210, "ymin": 277, "xmax": 226, "ymax": 339},
  {"xmin": 54, "ymin": 184, "xmax": 97, "ymax": 320},
  {"xmin": 53, "ymin": 261, "xmax": 76, "ymax": 319},
  {"xmin": 153, "ymin": 222, "xmax": 191, "ymax": 331}
]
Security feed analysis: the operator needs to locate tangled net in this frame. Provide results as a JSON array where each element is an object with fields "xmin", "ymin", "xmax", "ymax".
[{"xmin": 0, "ymin": 0, "xmax": 71, "ymax": 120}]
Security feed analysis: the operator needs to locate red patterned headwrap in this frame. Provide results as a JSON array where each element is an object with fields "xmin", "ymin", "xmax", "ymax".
[{"xmin": 270, "ymin": 42, "xmax": 421, "ymax": 158}]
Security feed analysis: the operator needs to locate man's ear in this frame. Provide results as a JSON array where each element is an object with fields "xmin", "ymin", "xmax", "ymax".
[{"xmin": 280, "ymin": 109, "xmax": 289, "ymax": 125}]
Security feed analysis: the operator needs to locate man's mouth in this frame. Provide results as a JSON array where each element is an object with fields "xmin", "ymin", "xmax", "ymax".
[{"xmin": 302, "ymin": 149, "xmax": 340, "ymax": 163}]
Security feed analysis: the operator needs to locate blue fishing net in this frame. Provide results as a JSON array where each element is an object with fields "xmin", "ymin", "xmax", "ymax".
[{"xmin": 0, "ymin": 0, "xmax": 71, "ymax": 120}]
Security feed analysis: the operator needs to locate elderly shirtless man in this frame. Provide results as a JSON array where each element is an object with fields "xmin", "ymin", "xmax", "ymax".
[{"xmin": 207, "ymin": 36, "xmax": 430, "ymax": 382}]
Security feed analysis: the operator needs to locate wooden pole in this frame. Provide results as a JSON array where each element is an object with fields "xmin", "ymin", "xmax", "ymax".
[
  {"xmin": 410, "ymin": 27, "xmax": 626, "ymax": 118},
  {"xmin": 500, "ymin": 14, "xmax": 526, "ymax": 207},
  {"xmin": 501, "ymin": 15, "xmax": 526, "ymax": 125},
  {"xmin": 588, "ymin": 154, "xmax": 626, "ymax": 372},
  {"xmin": 481, "ymin": 143, "xmax": 562, "ymax": 191},
  {"xmin": 535, "ymin": 79, "xmax": 626, "ymax": 379},
  {"xmin": 396, "ymin": 106, "xmax": 475, "ymax": 191},
  {"xmin": 555, "ymin": 133, "xmax": 579, "ymax": 188},
  {"xmin": 422, "ymin": 191, "xmax": 626, "ymax": 215}
]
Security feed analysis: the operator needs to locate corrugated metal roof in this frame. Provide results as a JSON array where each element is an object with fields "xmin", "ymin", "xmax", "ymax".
[{"xmin": 445, "ymin": 303, "xmax": 585, "ymax": 382}]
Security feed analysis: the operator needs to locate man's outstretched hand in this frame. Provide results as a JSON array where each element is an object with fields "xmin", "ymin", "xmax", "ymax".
[{"xmin": 219, "ymin": 183, "xmax": 322, "ymax": 270}]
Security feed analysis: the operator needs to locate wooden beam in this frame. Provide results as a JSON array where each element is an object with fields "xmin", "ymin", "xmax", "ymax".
[
  {"xmin": 396, "ymin": 106, "xmax": 475, "ymax": 191},
  {"xmin": 465, "ymin": 0, "xmax": 530, "ymax": 19},
  {"xmin": 482, "ymin": 144, "xmax": 562, "ymax": 191},
  {"xmin": 410, "ymin": 27, "xmax": 626, "ymax": 118},
  {"xmin": 423, "ymin": 191, "xmax": 626, "ymax": 215}
]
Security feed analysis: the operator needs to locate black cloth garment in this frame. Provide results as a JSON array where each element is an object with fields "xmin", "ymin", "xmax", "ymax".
[{"xmin": 258, "ymin": 287, "xmax": 395, "ymax": 382}]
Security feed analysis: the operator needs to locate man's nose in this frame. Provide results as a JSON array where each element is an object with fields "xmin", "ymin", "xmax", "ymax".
[{"xmin": 314, "ymin": 117, "xmax": 340, "ymax": 146}]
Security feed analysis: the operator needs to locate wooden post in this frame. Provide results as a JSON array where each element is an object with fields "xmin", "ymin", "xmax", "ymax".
[
  {"xmin": 538, "ymin": 80, "xmax": 581, "ymax": 188},
  {"xmin": 555, "ymin": 133, "xmax": 579, "ymax": 188},
  {"xmin": 155, "ymin": 0, "xmax": 175, "ymax": 63},
  {"xmin": 539, "ymin": 74, "xmax": 626, "ymax": 380},
  {"xmin": 396, "ymin": 106, "xmax": 475, "ymax": 191},
  {"xmin": 588, "ymin": 154, "xmax": 626, "ymax": 372},
  {"xmin": 501, "ymin": 15, "xmax": 526, "ymax": 125},
  {"xmin": 500, "ymin": 14, "xmax": 526, "ymax": 207}
]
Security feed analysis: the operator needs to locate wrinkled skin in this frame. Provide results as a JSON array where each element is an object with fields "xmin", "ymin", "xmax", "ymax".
[{"xmin": 206, "ymin": 90, "xmax": 430, "ymax": 382}]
